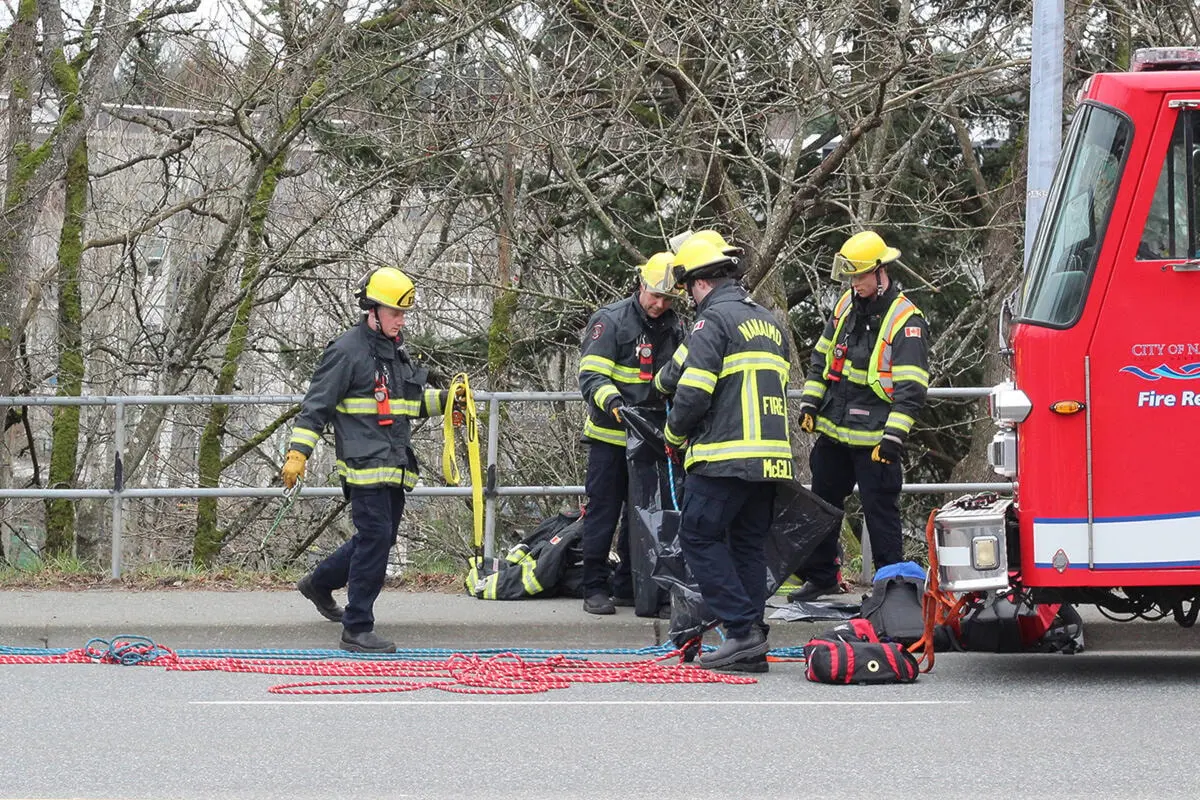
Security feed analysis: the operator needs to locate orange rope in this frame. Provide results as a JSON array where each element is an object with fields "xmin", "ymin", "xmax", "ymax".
[{"xmin": 908, "ymin": 507, "xmax": 970, "ymax": 672}]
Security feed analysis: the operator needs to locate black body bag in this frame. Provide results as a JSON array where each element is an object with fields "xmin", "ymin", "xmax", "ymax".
[{"xmin": 621, "ymin": 406, "xmax": 681, "ymax": 617}]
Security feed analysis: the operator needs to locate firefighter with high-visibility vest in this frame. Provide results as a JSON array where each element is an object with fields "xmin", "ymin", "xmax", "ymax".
[
  {"xmin": 789, "ymin": 231, "xmax": 930, "ymax": 602},
  {"xmin": 661, "ymin": 237, "xmax": 794, "ymax": 672},
  {"xmin": 281, "ymin": 266, "xmax": 456, "ymax": 653},
  {"xmin": 577, "ymin": 253, "xmax": 686, "ymax": 615}
]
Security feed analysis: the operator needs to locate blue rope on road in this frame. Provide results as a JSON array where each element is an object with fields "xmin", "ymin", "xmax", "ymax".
[
  {"xmin": 83, "ymin": 635, "xmax": 175, "ymax": 664},
  {"xmin": 1, "ymin": 641, "xmax": 715, "ymax": 660},
  {"xmin": 0, "ymin": 640, "xmax": 815, "ymax": 659},
  {"xmin": 664, "ymin": 400, "xmax": 680, "ymax": 511},
  {"xmin": 0, "ymin": 640, "xmax": 818, "ymax": 659}
]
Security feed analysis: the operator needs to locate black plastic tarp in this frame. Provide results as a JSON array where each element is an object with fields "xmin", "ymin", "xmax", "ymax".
[
  {"xmin": 621, "ymin": 407, "xmax": 844, "ymax": 646},
  {"xmin": 622, "ymin": 406, "xmax": 682, "ymax": 617}
]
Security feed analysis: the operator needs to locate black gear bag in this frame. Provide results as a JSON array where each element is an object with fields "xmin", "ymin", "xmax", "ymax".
[{"xmin": 804, "ymin": 620, "xmax": 919, "ymax": 685}]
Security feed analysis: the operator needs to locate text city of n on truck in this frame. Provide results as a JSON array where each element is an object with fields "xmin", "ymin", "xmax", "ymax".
[{"xmin": 937, "ymin": 47, "xmax": 1200, "ymax": 633}]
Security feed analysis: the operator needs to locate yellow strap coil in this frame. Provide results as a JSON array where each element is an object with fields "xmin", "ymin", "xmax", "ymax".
[{"xmin": 442, "ymin": 373, "xmax": 485, "ymax": 550}]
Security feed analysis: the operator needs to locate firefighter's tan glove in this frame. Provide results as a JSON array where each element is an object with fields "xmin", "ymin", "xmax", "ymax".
[
  {"xmin": 799, "ymin": 404, "xmax": 817, "ymax": 434},
  {"xmin": 281, "ymin": 450, "xmax": 307, "ymax": 489}
]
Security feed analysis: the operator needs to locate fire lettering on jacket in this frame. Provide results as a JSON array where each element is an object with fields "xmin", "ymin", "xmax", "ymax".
[{"xmin": 737, "ymin": 319, "xmax": 783, "ymax": 347}]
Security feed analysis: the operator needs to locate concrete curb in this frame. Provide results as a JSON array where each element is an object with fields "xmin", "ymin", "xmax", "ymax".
[{"xmin": 1, "ymin": 589, "xmax": 1197, "ymax": 653}]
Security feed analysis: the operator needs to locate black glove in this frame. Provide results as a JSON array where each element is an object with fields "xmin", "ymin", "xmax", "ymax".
[
  {"xmin": 799, "ymin": 404, "xmax": 817, "ymax": 434},
  {"xmin": 607, "ymin": 397, "xmax": 625, "ymax": 424},
  {"xmin": 872, "ymin": 435, "xmax": 903, "ymax": 465}
]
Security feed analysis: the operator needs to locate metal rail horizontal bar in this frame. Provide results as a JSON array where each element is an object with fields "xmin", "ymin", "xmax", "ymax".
[
  {"xmin": 0, "ymin": 386, "xmax": 989, "ymax": 407},
  {"xmin": 0, "ymin": 482, "xmax": 1010, "ymax": 501}
]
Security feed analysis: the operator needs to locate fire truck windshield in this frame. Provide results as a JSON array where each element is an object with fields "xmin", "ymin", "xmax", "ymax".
[{"xmin": 1021, "ymin": 103, "xmax": 1132, "ymax": 327}]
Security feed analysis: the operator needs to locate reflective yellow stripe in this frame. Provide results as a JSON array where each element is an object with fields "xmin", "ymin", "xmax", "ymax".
[
  {"xmin": 333, "ymin": 397, "xmax": 421, "ymax": 417},
  {"xmin": 814, "ymin": 417, "xmax": 885, "ymax": 446},
  {"xmin": 609, "ymin": 365, "xmax": 646, "ymax": 383},
  {"xmin": 843, "ymin": 365, "xmax": 869, "ymax": 384},
  {"xmin": 482, "ymin": 573, "xmax": 499, "ymax": 600},
  {"xmin": 593, "ymin": 384, "xmax": 620, "ymax": 411},
  {"xmin": 892, "ymin": 365, "xmax": 930, "ymax": 386},
  {"xmin": 582, "ymin": 356, "xmax": 644, "ymax": 384},
  {"xmin": 801, "ymin": 380, "xmax": 826, "ymax": 402},
  {"xmin": 719, "ymin": 352, "xmax": 790, "ymax": 376},
  {"xmin": 580, "ymin": 354, "xmax": 616, "ymax": 376},
  {"xmin": 685, "ymin": 439, "xmax": 793, "ymax": 463},
  {"xmin": 336, "ymin": 398, "xmax": 377, "ymax": 413},
  {"xmin": 394, "ymin": 399, "xmax": 421, "ymax": 417},
  {"xmin": 742, "ymin": 373, "xmax": 759, "ymax": 441},
  {"xmin": 678, "ymin": 367, "xmax": 718, "ymax": 393},
  {"xmin": 336, "ymin": 461, "xmax": 419, "ymax": 488},
  {"xmin": 423, "ymin": 388, "xmax": 445, "ymax": 415},
  {"xmin": 886, "ymin": 411, "xmax": 916, "ymax": 434},
  {"xmin": 290, "ymin": 427, "xmax": 320, "ymax": 448},
  {"xmin": 654, "ymin": 370, "xmax": 671, "ymax": 393},
  {"xmin": 663, "ymin": 424, "xmax": 687, "ymax": 447},
  {"xmin": 672, "ymin": 345, "xmax": 688, "ymax": 365},
  {"xmin": 883, "ymin": 300, "xmax": 917, "ymax": 340},
  {"xmin": 833, "ymin": 290, "xmax": 854, "ymax": 320},
  {"xmin": 814, "ymin": 337, "xmax": 832, "ymax": 356},
  {"xmin": 521, "ymin": 560, "xmax": 543, "ymax": 595},
  {"xmin": 583, "ymin": 417, "xmax": 626, "ymax": 446}
]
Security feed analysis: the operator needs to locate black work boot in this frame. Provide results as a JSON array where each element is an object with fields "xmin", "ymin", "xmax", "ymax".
[
  {"xmin": 714, "ymin": 654, "xmax": 769, "ymax": 674},
  {"xmin": 298, "ymin": 574, "xmax": 343, "ymax": 622},
  {"xmin": 612, "ymin": 595, "xmax": 635, "ymax": 608},
  {"xmin": 340, "ymin": 629, "xmax": 396, "ymax": 654},
  {"xmin": 787, "ymin": 581, "xmax": 841, "ymax": 604},
  {"xmin": 699, "ymin": 627, "xmax": 769, "ymax": 670},
  {"xmin": 583, "ymin": 592, "xmax": 616, "ymax": 615}
]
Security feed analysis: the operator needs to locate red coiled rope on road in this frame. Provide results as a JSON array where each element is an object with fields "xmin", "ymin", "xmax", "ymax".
[{"xmin": 0, "ymin": 641, "xmax": 759, "ymax": 695}]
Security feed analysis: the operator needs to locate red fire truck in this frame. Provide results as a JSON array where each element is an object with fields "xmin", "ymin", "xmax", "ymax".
[{"xmin": 938, "ymin": 48, "xmax": 1200, "ymax": 627}]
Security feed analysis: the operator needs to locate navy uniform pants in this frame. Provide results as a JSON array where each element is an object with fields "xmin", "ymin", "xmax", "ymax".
[
  {"xmin": 581, "ymin": 441, "xmax": 633, "ymax": 598},
  {"xmin": 676, "ymin": 474, "xmax": 776, "ymax": 639},
  {"xmin": 801, "ymin": 435, "xmax": 903, "ymax": 586},
  {"xmin": 309, "ymin": 485, "xmax": 404, "ymax": 633}
]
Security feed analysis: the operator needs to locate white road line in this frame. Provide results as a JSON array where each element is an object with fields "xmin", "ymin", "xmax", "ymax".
[{"xmin": 191, "ymin": 699, "xmax": 969, "ymax": 707}]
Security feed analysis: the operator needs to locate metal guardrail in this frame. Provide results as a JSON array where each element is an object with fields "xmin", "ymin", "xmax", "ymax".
[{"xmin": 0, "ymin": 388, "xmax": 1008, "ymax": 577}]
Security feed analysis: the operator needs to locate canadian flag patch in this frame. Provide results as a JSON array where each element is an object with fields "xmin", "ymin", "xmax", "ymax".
[{"xmin": 904, "ymin": 325, "xmax": 921, "ymax": 338}]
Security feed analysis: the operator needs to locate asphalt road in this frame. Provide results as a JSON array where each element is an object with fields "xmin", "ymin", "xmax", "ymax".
[{"xmin": 3, "ymin": 649, "xmax": 1200, "ymax": 799}]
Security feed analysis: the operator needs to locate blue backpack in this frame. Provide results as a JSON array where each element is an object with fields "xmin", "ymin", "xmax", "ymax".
[{"xmin": 859, "ymin": 562, "xmax": 927, "ymax": 646}]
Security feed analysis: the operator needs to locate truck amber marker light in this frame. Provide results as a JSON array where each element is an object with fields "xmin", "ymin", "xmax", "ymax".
[{"xmin": 1049, "ymin": 400, "xmax": 1085, "ymax": 415}]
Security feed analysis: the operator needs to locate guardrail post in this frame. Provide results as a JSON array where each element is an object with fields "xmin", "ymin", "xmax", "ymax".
[
  {"xmin": 111, "ymin": 400, "xmax": 126, "ymax": 579},
  {"xmin": 483, "ymin": 394, "xmax": 501, "ymax": 561}
]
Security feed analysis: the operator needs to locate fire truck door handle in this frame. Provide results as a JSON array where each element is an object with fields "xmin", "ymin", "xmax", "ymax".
[{"xmin": 1166, "ymin": 260, "xmax": 1200, "ymax": 272}]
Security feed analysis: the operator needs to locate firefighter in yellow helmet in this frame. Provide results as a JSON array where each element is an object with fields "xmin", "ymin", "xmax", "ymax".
[
  {"xmin": 577, "ymin": 252, "xmax": 686, "ymax": 615},
  {"xmin": 281, "ymin": 266, "xmax": 455, "ymax": 653},
  {"xmin": 656, "ymin": 236, "xmax": 793, "ymax": 672},
  {"xmin": 790, "ymin": 231, "xmax": 931, "ymax": 602}
]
